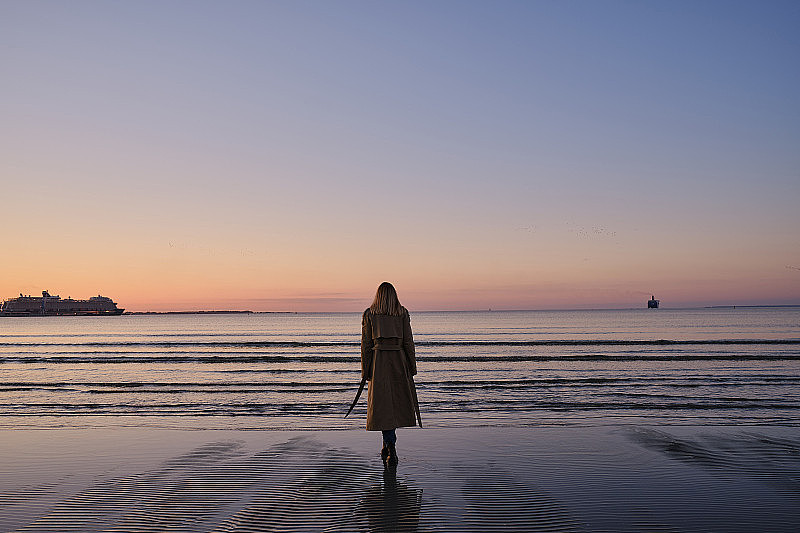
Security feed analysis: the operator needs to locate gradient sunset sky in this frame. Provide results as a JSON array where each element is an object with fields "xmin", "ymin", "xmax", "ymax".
[{"xmin": 2, "ymin": 1, "xmax": 799, "ymax": 311}]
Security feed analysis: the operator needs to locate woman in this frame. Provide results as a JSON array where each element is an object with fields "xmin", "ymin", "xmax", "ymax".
[{"xmin": 361, "ymin": 282, "xmax": 420, "ymax": 466}]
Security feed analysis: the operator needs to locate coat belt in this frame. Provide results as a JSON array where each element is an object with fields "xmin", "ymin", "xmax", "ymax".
[{"xmin": 373, "ymin": 342, "xmax": 402, "ymax": 351}]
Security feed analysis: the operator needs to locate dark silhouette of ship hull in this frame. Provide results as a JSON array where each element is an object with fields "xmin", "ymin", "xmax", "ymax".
[
  {"xmin": 0, "ymin": 291, "xmax": 124, "ymax": 316},
  {"xmin": 647, "ymin": 295, "xmax": 660, "ymax": 309}
]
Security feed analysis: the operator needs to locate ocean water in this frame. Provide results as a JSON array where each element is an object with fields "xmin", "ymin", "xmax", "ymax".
[{"xmin": 1, "ymin": 308, "xmax": 798, "ymax": 430}]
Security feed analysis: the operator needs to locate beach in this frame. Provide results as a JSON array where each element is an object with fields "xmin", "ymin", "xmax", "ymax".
[
  {"xmin": 2, "ymin": 425, "xmax": 799, "ymax": 532},
  {"xmin": 2, "ymin": 310, "xmax": 799, "ymax": 531}
]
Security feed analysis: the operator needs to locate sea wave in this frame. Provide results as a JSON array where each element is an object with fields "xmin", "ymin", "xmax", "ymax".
[
  {"xmin": 5, "ymin": 399, "xmax": 800, "ymax": 417},
  {"xmin": 3, "ymin": 375, "xmax": 799, "ymax": 392},
  {"xmin": 0, "ymin": 353, "xmax": 800, "ymax": 364},
  {"xmin": 2, "ymin": 353, "xmax": 800, "ymax": 363},
  {"xmin": 1, "ymin": 338, "xmax": 799, "ymax": 348}
]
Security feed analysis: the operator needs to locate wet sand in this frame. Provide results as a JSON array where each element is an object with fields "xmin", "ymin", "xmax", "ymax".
[{"xmin": 1, "ymin": 426, "xmax": 799, "ymax": 532}]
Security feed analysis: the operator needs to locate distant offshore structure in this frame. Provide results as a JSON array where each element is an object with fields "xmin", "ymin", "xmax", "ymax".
[
  {"xmin": 647, "ymin": 295, "xmax": 660, "ymax": 309},
  {"xmin": 0, "ymin": 290, "xmax": 124, "ymax": 316}
]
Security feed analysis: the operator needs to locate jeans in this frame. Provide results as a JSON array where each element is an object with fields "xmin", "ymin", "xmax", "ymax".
[{"xmin": 382, "ymin": 429, "xmax": 397, "ymax": 445}]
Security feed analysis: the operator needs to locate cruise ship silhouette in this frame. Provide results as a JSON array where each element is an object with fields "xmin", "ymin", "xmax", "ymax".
[{"xmin": 0, "ymin": 291, "xmax": 124, "ymax": 316}]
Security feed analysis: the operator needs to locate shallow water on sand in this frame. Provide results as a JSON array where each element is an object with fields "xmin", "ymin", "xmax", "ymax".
[
  {"xmin": 1, "ymin": 307, "xmax": 798, "ymax": 429},
  {"xmin": 1, "ymin": 427, "xmax": 798, "ymax": 532}
]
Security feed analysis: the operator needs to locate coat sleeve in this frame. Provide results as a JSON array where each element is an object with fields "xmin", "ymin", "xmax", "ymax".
[
  {"xmin": 361, "ymin": 309, "xmax": 374, "ymax": 380},
  {"xmin": 403, "ymin": 310, "xmax": 417, "ymax": 376}
]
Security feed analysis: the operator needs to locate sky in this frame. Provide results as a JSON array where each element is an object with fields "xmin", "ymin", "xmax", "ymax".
[{"xmin": 1, "ymin": 0, "xmax": 799, "ymax": 311}]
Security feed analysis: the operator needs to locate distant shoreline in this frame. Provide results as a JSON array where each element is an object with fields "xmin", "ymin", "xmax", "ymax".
[
  {"xmin": 124, "ymin": 310, "xmax": 255, "ymax": 315},
  {"xmin": 123, "ymin": 310, "xmax": 303, "ymax": 315},
  {"xmin": 704, "ymin": 304, "xmax": 800, "ymax": 309}
]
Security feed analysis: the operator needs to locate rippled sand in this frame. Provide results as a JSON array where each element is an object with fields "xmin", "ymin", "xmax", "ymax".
[{"xmin": 1, "ymin": 426, "xmax": 799, "ymax": 532}]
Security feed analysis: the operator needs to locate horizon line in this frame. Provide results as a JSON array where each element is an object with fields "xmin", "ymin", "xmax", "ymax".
[{"xmin": 119, "ymin": 304, "xmax": 800, "ymax": 315}]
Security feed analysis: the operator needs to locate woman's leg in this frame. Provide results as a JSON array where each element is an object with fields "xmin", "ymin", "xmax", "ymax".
[
  {"xmin": 381, "ymin": 429, "xmax": 398, "ymax": 465},
  {"xmin": 381, "ymin": 429, "xmax": 397, "ymax": 445}
]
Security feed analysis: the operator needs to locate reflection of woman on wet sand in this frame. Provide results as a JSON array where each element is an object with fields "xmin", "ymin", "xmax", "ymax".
[
  {"xmin": 361, "ymin": 282, "xmax": 421, "ymax": 466},
  {"xmin": 361, "ymin": 467, "xmax": 423, "ymax": 532}
]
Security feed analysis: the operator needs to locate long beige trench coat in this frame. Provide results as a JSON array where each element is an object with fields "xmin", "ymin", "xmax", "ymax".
[{"xmin": 361, "ymin": 308, "xmax": 419, "ymax": 431}]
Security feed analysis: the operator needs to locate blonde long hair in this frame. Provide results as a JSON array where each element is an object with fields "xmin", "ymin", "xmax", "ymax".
[{"xmin": 369, "ymin": 282, "xmax": 406, "ymax": 316}]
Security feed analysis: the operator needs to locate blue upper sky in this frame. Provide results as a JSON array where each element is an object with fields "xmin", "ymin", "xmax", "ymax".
[{"xmin": 2, "ymin": 1, "xmax": 798, "ymax": 310}]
